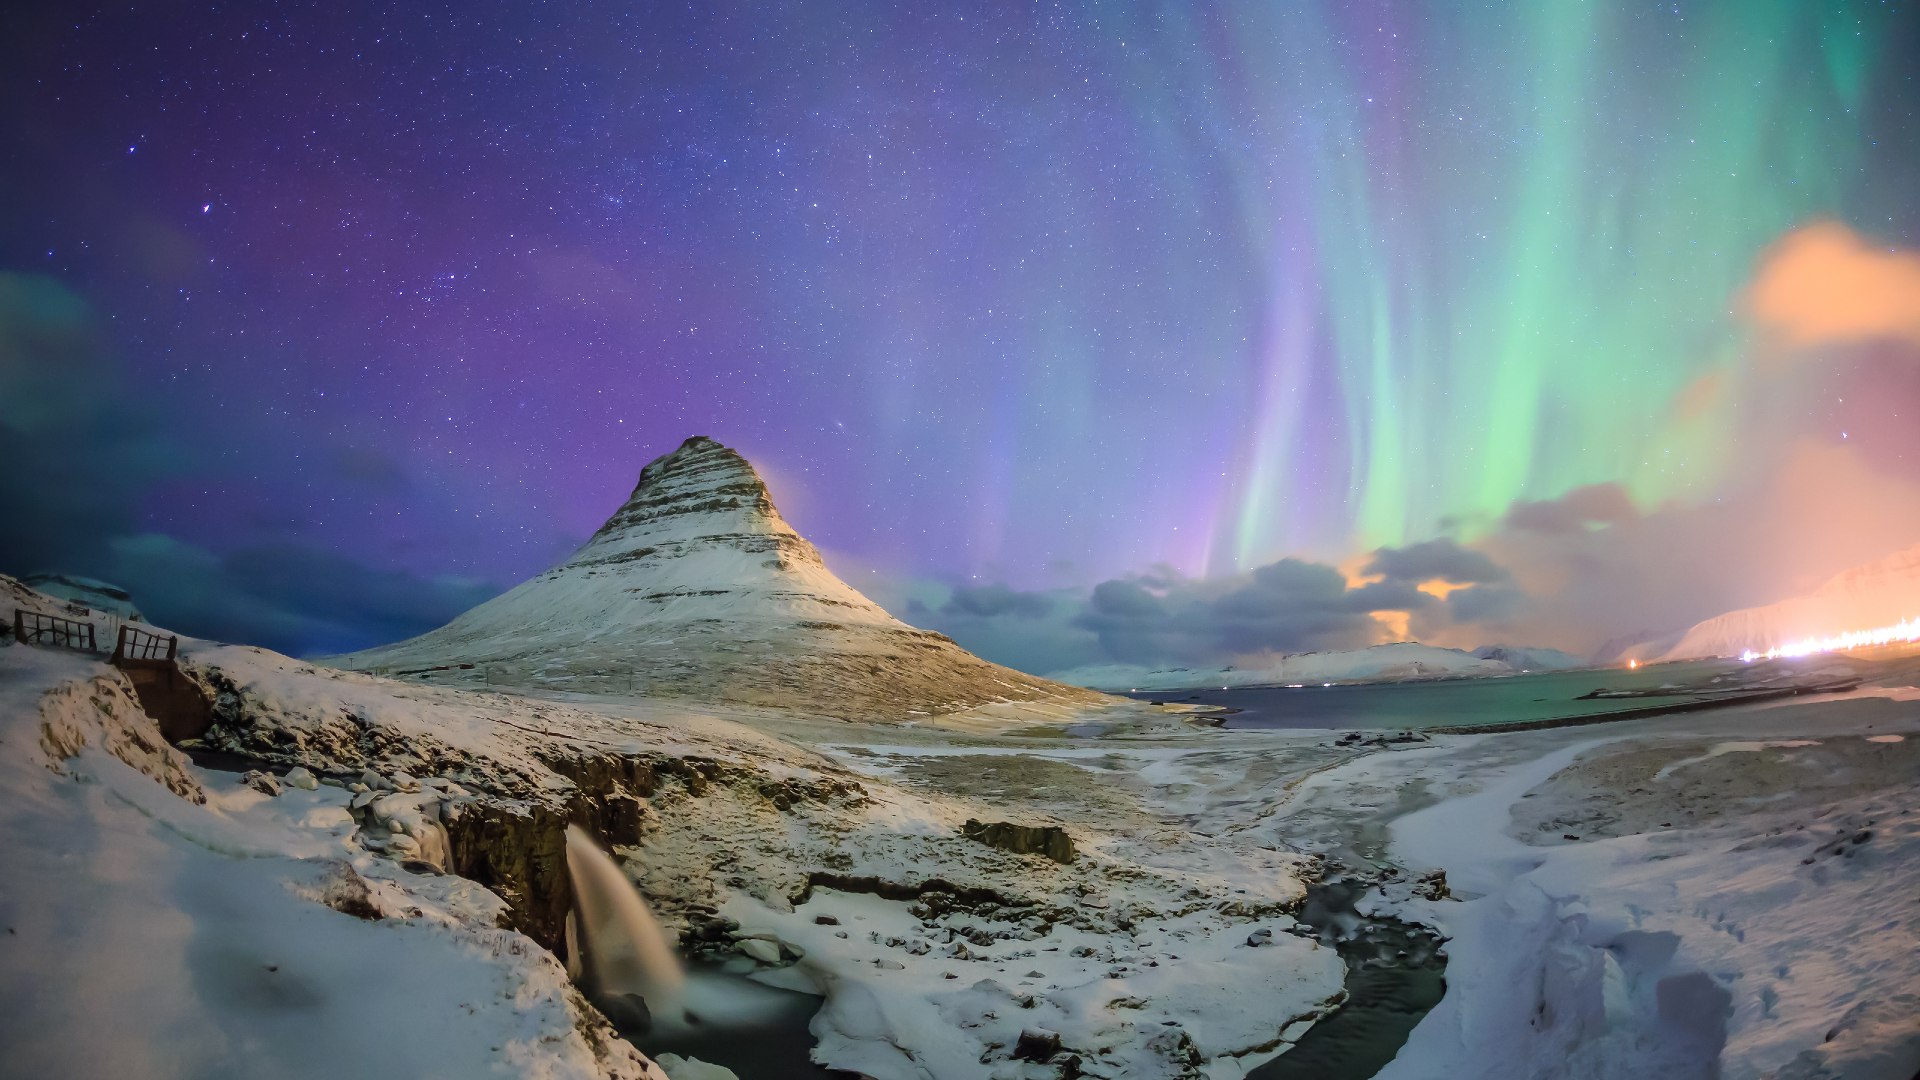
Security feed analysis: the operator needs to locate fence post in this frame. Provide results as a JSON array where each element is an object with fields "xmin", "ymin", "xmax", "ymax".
[{"xmin": 12, "ymin": 610, "xmax": 22, "ymax": 645}]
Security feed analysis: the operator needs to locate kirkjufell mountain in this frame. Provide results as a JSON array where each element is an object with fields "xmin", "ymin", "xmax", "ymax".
[{"xmin": 331, "ymin": 436, "xmax": 1106, "ymax": 721}]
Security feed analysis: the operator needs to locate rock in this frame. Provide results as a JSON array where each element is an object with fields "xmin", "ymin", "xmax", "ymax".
[
  {"xmin": 873, "ymin": 958, "xmax": 905, "ymax": 970},
  {"xmin": 283, "ymin": 766, "xmax": 319, "ymax": 790},
  {"xmin": 962, "ymin": 819, "xmax": 1076, "ymax": 864},
  {"xmin": 1411, "ymin": 868, "xmax": 1450, "ymax": 901},
  {"xmin": 391, "ymin": 771, "xmax": 421, "ymax": 792},
  {"xmin": 1013, "ymin": 1028, "xmax": 1062, "ymax": 1061},
  {"xmin": 315, "ymin": 861, "xmax": 381, "ymax": 920},
  {"xmin": 242, "ymin": 770, "xmax": 282, "ymax": 796},
  {"xmin": 813, "ymin": 914, "xmax": 840, "ymax": 925},
  {"xmin": 738, "ymin": 938, "xmax": 783, "ymax": 964},
  {"xmin": 422, "ymin": 775, "xmax": 452, "ymax": 790},
  {"xmin": 654, "ymin": 1054, "xmax": 740, "ymax": 1080},
  {"xmin": 359, "ymin": 769, "xmax": 388, "ymax": 790},
  {"xmin": 1246, "ymin": 928, "xmax": 1273, "ymax": 947},
  {"xmin": 350, "ymin": 789, "xmax": 379, "ymax": 811}
]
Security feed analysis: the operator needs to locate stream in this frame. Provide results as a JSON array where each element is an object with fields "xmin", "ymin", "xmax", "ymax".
[{"xmin": 1251, "ymin": 879, "xmax": 1448, "ymax": 1079}]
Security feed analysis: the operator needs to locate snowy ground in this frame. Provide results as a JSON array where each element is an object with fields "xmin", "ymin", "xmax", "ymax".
[
  {"xmin": 5, "ymin": 618, "xmax": 1918, "ymax": 1079},
  {"xmin": 0, "ymin": 646, "xmax": 663, "ymax": 1080},
  {"xmin": 1259, "ymin": 690, "xmax": 1920, "ymax": 1080}
]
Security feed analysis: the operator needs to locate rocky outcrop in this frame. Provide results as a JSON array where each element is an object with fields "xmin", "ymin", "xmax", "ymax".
[
  {"xmin": 962, "ymin": 819, "xmax": 1077, "ymax": 864},
  {"xmin": 327, "ymin": 436, "xmax": 1108, "ymax": 722},
  {"xmin": 35, "ymin": 669, "xmax": 204, "ymax": 803}
]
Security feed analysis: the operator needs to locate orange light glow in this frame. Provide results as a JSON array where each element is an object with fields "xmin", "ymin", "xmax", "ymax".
[{"xmin": 1740, "ymin": 616, "xmax": 1920, "ymax": 662}]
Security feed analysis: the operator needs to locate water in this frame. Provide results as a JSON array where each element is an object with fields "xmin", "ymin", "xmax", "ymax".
[
  {"xmin": 1250, "ymin": 881, "xmax": 1447, "ymax": 1079},
  {"xmin": 640, "ymin": 961, "xmax": 851, "ymax": 1078},
  {"xmin": 1129, "ymin": 660, "xmax": 1746, "ymax": 730},
  {"xmin": 565, "ymin": 828, "xmax": 845, "ymax": 1077},
  {"xmin": 565, "ymin": 826, "xmax": 686, "ymax": 1027}
]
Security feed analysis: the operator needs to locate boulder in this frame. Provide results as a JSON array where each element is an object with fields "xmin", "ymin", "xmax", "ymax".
[
  {"xmin": 962, "ymin": 819, "xmax": 1075, "ymax": 864},
  {"xmin": 242, "ymin": 769, "xmax": 282, "ymax": 796},
  {"xmin": 1013, "ymin": 1028, "xmax": 1062, "ymax": 1061},
  {"xmin": 738, "ymin": 937, "xmax": 783, "ymax": 964}
]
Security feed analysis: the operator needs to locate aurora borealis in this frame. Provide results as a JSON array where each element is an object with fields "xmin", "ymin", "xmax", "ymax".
[{"xmin": 3, "ymin": 1, "xmax": 1918, "ymax": 662}]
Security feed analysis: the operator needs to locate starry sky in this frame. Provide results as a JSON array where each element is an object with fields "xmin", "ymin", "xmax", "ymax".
[{"xmin": 4, "ymin": 1, "xmax": 1918, "ymax": 666}]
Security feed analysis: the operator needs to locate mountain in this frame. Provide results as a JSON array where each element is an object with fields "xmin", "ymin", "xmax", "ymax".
[
  {"xmin": 1659, "ymin": 543, "xmax": 1920, "ymax": 660},
  {"xmin": 1472, "ymin": 644, "xmax": 1584, "ymax": 672},
  {"xmin": 329, "ymin": 436, "xmax": 1106, "ymax": 721},
  {"xmin": 19, "ymin": 574, "xmax": 144, "ymax": 621},
  {"xmin": 1051, "ymin": 641, "xmax": 1525, "ymax": 692}
]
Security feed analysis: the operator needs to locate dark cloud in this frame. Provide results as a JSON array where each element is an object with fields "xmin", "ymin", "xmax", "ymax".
[
  {"xmin": 1503, "ymin": 483, "xmax": 1638, "ymax": 534},
  {"xmin": 104, "ymin": 535, "xmax": 499, "ymax": 657},
  {"xmin": 1364, "ymin": 538, "xmax": 1510, "ymax": 584},
  {"xmin": 0, "ymin": 274, "xmax": 183, "ymax": 571},
  {"xmin": 1068, "ymin": 557, "xmax": 1416, "ymax": 666},
  {"xmin": 1440, "ymin": 582, "xmax": 1527, "ymax": 623},
  {"xmin": 0, "ymin": 274, "xmax": 504, "ymax": 657},
  {"xmin": 941, "ymin": 583, "xmax": 1053, "ymax": 619}
]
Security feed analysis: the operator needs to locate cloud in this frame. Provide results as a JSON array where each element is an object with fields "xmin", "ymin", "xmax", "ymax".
[
  {"xmin": 941, "ymin": 583, "xmax": 1054, "ymax": 619},
  {"xmin": 914, "ymin": 553, "xmax": 1453, "ymax": 674},
  {"xmin": 0, "ymin": 274, "xmax": 185, "ymax": 572},
  {"xmin": 102, "ymin": 535, "xmax": 499, "ymax": 658},
  {"xmin": 1745, "ymin": 221, "xmax": 1920, "ymax": 350},
  {"xmin": 1419, "ymin": 440, "xmax": 1920, "ymax": 660},
  {"xmin": 1503, "ymin": 483, "xmax": 1639, "ymax": 534},
  {"xmin": 0, "ymin": 274, "xmax": 503, "ymax": 657},
  {"xmin": 1362, "ymin": 538, "xmax": 1510, "ymax": 583}
]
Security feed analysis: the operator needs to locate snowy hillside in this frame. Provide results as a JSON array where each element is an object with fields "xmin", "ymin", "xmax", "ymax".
[
  {"xmin": 1660, "ymin": 543, "xmax": 1920, "ymax": 660},
  {"xmin": 329, "ymin": 436, "xmax": 1105, "ymax": 721},
  {"xmin": 18, "ymin": 573, "xmax": 145, "ymax": 621},
  {"xmin": 1050, "ymin": 641, "xmax": 1533, "ymax": 691}
]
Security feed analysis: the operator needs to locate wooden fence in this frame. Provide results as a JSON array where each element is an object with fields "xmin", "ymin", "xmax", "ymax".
[
  {"xmin": 12, "ymin": 610, "xmax": 97, "ymax": 652},
  {"xmin": 112, "ymin": 624, "xmax": 178, "ymax": 666}
]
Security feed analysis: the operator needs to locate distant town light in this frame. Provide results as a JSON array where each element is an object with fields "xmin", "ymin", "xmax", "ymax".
[{"xmin": 1739, "ymin": 616, "xmax": 1920, "ymax": 663}]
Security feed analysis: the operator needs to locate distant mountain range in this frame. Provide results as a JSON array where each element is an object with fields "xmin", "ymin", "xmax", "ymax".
[{"xmin": 1049, "ymin": 640, "xmax": 1584, "ymax": 692}]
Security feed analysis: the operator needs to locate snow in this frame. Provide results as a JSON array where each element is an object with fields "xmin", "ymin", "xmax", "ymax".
[
  {"xmin": 322, "ymin": 437, "xmax": 1104, "ymax": 722},
  {"xmin": 1362, "ymin": 703, "xmax": 1920, "ymax": 1080},
  {"xmin": 9, "ymin": 554, "xmax": 1919, "ymax": 1078},
  {"xmin": 1661, "ymin": 542, "xmax": 1920, "ymax": 660},
  {"xmin": 0, "ymin": 646, "xmax": 666, "ymax": 1080},
  {"xmin": 18, "ymin": 572, "xmax": 146, "ymax": 620},
  {"xmin": 723, "ymin": 885, "xmax": 1344, "ymax": 1080}
]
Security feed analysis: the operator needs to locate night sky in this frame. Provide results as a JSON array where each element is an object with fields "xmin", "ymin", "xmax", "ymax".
[{"xmin": 4, "ymin": 2, "xmax": 1918, "ymax": 668}]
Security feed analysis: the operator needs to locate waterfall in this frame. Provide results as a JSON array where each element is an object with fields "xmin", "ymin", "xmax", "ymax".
[{"xmin": 564, "ymin": 825, "xmax": 686, "ymax": 1030}]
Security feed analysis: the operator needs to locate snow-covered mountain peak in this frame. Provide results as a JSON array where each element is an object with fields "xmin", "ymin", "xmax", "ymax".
[
  {"xmin": 328, "ymin": 437, "xmax": 1102, "ymax": 721},
  {"xmin": 584, "ymin": 435, "xmax": 791, "ymax": 552}
]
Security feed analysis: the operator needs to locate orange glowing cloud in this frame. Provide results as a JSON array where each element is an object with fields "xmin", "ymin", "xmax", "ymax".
[{"xmin": 1746, "ymin": 221, "xmax": 1920, "ymax": 350}]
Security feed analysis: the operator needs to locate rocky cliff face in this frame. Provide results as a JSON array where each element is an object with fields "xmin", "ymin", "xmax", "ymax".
[
  {"xmin": 1661, "ymin": 543, "xmax": 1920, "ymax": 660},
  {"xmin": 332, "ymin": 436, "xmax": 1105, "ymax": 721}
]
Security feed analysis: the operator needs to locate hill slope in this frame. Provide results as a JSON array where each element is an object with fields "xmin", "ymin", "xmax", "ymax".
[{"xmin": 1660, "ymin": 543, "xmax": 1920, "ymax": 660}]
